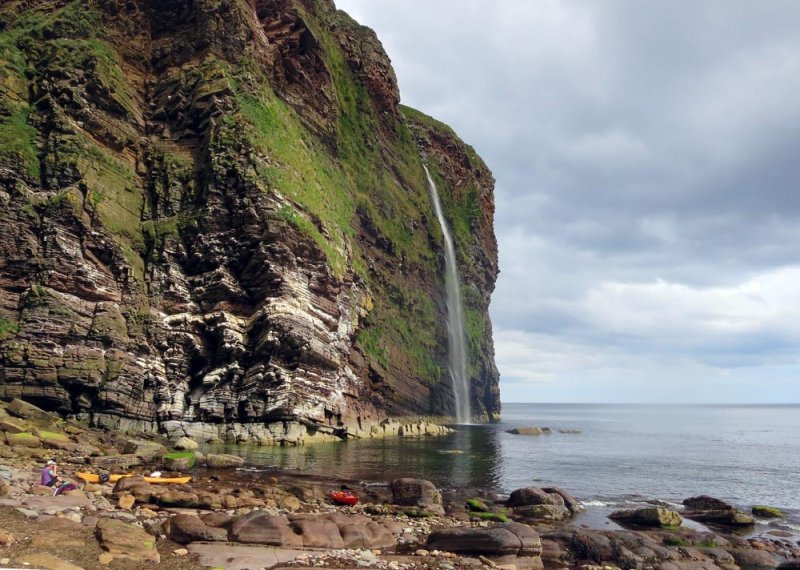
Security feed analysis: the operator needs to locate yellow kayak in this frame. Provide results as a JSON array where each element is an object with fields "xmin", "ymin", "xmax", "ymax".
[{"xmin": 76, "ymin": 472, "xmax": 192, "ymax": 484}]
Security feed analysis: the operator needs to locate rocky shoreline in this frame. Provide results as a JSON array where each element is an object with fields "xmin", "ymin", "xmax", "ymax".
[{"xmin": 1, "ymin": 399, "xmax": 799, "ymax": 570}]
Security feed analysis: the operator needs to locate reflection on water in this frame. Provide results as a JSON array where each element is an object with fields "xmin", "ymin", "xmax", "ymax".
[{"xmin": 202, "ymin": 424, "xmax": 504, "ymax": 490}]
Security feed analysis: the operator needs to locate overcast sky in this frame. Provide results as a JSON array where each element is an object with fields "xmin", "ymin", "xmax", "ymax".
[{"xmin": 336, "ymin": 0, "xmax": 800, "ymax": 403}]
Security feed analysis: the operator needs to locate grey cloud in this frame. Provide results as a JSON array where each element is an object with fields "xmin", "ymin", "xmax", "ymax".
[{"xmin": 336, "ymin": 0, "xmax": 800, "ymax": 401}]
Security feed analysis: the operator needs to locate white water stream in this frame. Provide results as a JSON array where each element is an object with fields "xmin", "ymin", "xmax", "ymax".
[{"xmin": 423, "ymin": 165, "xmax": 471, "ymax": 424}]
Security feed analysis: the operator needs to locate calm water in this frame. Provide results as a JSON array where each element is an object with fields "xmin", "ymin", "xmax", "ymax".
[{"xmin": 209, "ymin": 404, "xmax": 800, "ymax": 530}]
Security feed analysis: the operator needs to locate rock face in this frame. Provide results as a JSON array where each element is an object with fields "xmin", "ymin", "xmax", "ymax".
[{"xmin": 0, "ymin": 0, "xmax": 500, "ymax": 436}]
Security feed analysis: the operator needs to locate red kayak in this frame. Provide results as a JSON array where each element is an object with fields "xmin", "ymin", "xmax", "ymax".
[{"xmin": 330, "ymin": 490, "xmax": 359, "ymax": 506}]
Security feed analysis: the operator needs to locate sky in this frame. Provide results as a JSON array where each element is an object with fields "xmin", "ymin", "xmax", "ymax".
[{"xmin": 335, "ymin": 0, "xmax": 800, "ymax": 404}]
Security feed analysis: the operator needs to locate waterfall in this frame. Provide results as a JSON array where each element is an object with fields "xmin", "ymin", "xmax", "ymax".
[{"xmin": 423, "ymin": 165, "xmax": 471, "ymax": 424}]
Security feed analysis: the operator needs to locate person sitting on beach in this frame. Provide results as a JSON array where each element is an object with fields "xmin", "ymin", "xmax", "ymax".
[
  {"xmin": 40, "ymin": 459, "xmax": 77, "ymax": 495},
  {"xmin": 40, "ymin": 459, "xmax": 62, "ymax": 487}
]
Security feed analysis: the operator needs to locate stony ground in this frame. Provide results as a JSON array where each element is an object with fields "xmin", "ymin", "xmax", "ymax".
[
  {"xmin": 1, "ymin": 398, "xmax": 799, "ymax": 570},
  {"xmin": 0, "ymin": 506, "xmax": 199, "ymax": 570}
]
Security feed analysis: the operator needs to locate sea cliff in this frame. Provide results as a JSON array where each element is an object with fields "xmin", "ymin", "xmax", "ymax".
[{"xmin": 0, "ymin": 0, "xmax": 500, "ymax": 439}]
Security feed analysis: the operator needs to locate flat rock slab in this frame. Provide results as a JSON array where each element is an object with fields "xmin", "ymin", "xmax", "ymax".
[
  {"xmin": 188, "ymin": 543, "xmax": 305, "ymax": 570},
  {"xmin": 17, "ymin": 552, "xmax": 85, "ymax": 570},
  {"xmin": 96, "ymin": 518, "xmax": 160, "ymax": 563},
  {"xmin": 609, "ymin": 507, "xmax": 683, "ymax": 528},
  {"xmin": 7, "ymin": 398, "xmax": 52, "ymax": 420},
  {"xmin": 427, "ymin": 522, "xmax": 542, "ymax": 557},
  {"xmin": 22, "ymin": 494, "xmax": 95, "ymax": 512}
]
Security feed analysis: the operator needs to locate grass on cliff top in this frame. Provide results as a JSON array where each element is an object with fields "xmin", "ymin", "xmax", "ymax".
[
  {"xmin": 400, "ymin": 104, "xmax": 487, "ymax": 173},
  {"xmin": 0, "ymin": 0, "xmax": 138, "ymax": 185}
]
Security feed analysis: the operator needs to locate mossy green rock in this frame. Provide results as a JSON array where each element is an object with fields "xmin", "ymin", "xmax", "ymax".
[
  {"xmin": 610, "ymin": 507, "xmax": 683, "ymax": 528},
  {"xmin": 5, "ymin": 431, "xmax": 42, "ymax": 448},
  {"xmin": 466, "ymin": 498, "xmax": 489, "ymax": 512},
  {"xmin": 164, "ymin": 450, "xmax": 195, "ymax": 470},
  {"xmin": 752, "ymin": 505, "xmax": 784, "ymax": 518}
]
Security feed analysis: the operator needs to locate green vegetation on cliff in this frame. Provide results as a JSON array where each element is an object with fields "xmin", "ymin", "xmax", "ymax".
[{"xmin": 0, "ymin": 0, "xmax": 499, "ymax": 421}]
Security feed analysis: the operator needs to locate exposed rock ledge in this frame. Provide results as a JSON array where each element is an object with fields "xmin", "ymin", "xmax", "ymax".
[{"xmin": 82, "ymin": 413, "xmax": 454, "ymax": 446}]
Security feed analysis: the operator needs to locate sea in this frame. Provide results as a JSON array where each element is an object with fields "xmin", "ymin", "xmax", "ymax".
[{"xmin": 210, "ymin": 403, "xmax": 800, "ymax": 535}]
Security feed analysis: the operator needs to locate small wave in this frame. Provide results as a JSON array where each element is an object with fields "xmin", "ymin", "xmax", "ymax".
[
  {"xmin": 581, "ymin": 500, "xmax": 611, "ymax": 507},
  {"xmin": 783, "ymin": 523, "xmax": 800, "ymax": 532}
]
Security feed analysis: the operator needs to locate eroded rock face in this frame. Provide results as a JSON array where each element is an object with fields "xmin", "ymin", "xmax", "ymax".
[{"xmin": 0, "ymin": 0, "xmax": 500, "ymax": 434}]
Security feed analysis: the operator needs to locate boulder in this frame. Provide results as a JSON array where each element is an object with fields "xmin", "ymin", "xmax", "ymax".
[
  {"xmin": 390, "ymin": 478, "xmax": 444, "ymax": 515},
  {"xmin": 117, "ymin": 494, "xmax": 135, "ymax": 510},
  {"xmin": 507, "ymin": 486, "xmax": 564, "ymax": 507},
  {"xmin": 683, "ymin": 496, "xmax": 733, "ymax": 511},
  {"xmin": 426, "ymin": 522, "xmax": 542, "ymax": 557},
  {"xmin": 542, "ymin": 487, "xmax": 581, "ymax": 513},
  {"xmin": 158, "ymin": 490, "xmax": 200, "ymax": 508},
  {"xmin": 609, "ymin": 507, "xmax": 682, "ymax": 528},
  {"xmin": 752, "ymin": 505, "xmax": 784, "ymax": 518},
  {"xmin": 507, "ymin": 427, "xmax": 545, "ymax": 435},
  {"xmin": 173, "ymin": 437, "xmax": 199, "ymax": 450},
  {"xmin": 205, "ymin": 453, "xmax": 244, "ymax": 469},
  {"xmin": 163, "ymin": 453, "xmax": 194, "ymax": 471},
  {"xmin": 7, "ymin": 398, "xmax": 52, "ymax": 420},
  {"xmin": 95, "ymin": 518, "xmax": 160, "ymax": 563},
  {"xmin": 122, "ymin": 439, "xmax": 166, "ymax": 460},
  {"xmin": 200, "ymin": 512, "xmax": 233, "ymax": 528},
  {"xmin": 41, "ymin": 432, "xmax": 77, "ymax": 451},
  {"xmin": 112, "ymin": 475, "xmax": 147, "ymax": 493},
  {"xmin": 687, "ymin": 509, "xmax": 754, "ymax": 526},
  {"xmin": 5, "ymin": 432, "xmax": 42, "ymax": 447},
  {"xmin": 513, "ymin": 504, "xmax": 571, "ymax": 521},
  {"xmin": 228, "ymin": 512, "xmax": 302, "ymax": 547},
  {"xmin": 166, "ymin": 514, "xmax": 228, "ymax": 544}
]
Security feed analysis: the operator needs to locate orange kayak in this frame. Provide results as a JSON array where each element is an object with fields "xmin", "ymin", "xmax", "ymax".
[
  {"xmin": 330, "ymin": 490, "xmax": 359, "ymax": 506},
  {"xmin": 76, "ymin": 472, "xmax": 192, "ymax": 485}
]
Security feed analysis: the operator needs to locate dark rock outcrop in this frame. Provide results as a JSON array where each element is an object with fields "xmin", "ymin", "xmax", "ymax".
[
  {"xmin": 683, "ymin": 495, "xmax": 755, "ymax": 526},
  {"xmin": 390, "ymin": 478, "xmax": 444, "ymax": 515},
  {"xmin": 0, "ymin": 0, "xmax": 500, "ymax": 436}
]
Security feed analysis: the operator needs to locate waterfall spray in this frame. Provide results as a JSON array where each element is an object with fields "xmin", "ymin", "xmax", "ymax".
[{"xmin": 423, "ymin": 165, "xmax": 471, "ymax": 424}]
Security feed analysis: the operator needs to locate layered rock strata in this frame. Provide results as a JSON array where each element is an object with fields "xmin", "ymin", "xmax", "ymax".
[{"xmin": 0, "ymin": 0, "xmax": 501, "ymax": 437}]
